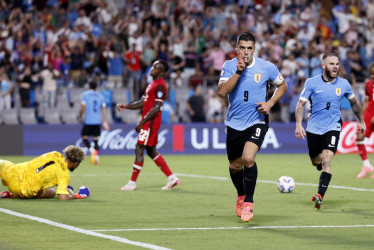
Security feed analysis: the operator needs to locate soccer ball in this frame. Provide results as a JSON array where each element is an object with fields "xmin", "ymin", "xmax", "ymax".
[{"xmin": 277, "ymin": 176, "xmax": 295, "ymax": 193}]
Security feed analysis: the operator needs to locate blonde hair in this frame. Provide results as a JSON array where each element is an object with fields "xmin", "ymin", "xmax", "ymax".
[{"xmin": 63, "ymin": 145, "xmax": 85, "ymax": 163}]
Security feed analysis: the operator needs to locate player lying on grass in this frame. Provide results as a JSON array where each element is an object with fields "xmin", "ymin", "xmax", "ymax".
[{"xmin": 0, "ymin": 145, "xmax": 90, "ymax": 200}]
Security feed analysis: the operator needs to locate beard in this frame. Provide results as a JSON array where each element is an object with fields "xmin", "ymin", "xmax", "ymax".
[{"xmin": 325, "ymin": 67, "xmax": 338, "ymax": 79}]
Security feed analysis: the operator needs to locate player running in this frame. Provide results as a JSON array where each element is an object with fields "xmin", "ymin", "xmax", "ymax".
[{"xmin": 295, "ymin": 53, "xmax": 365, "ymax": 209}]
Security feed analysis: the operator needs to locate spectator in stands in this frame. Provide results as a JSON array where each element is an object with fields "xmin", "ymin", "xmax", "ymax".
[
  {"xmin": 206, "ymin": 88, "xmax": 224, "ymax": 123},
  {"xmin": 124, "ymin": 43, "xmax": 142, "ymax": 100},
  {"xmin": 104, "ymin": 48, "xmax": 124, "ymax": 88},
  {"xmin": 18, "ymin": 66, "xmax": 32, "ymax": 108},
  {"xmin": 70, "ymin": 44, "xmax": 85, "ymax": 86},
  {"xmin": 186, "ymin": 85, "xmax": 205, "ymax": 122},
  {"xmin": 0, "ymin": 67, "xmax": 13, "ymax": 111},
  {"xmin": 59, "ymin": 56, "xmax": 72, "ymax": 87},
  {"xmin": 40, "ymin": 64, "xmax": 58, "ymax": 108}
]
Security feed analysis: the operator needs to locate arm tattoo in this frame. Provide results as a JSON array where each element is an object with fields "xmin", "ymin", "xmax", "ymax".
[
  {"xmin": 349, "ymin": 97, "xmax": 364, "ymax": 122},
  {"xmin": 295, "ymin": 102, "xmax": 305, "ymax": 122}
]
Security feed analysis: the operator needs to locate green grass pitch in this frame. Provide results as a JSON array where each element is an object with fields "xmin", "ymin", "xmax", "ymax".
[{"xmin": 1, "ymin": 154, "xmax": 374, "ymax": 249}]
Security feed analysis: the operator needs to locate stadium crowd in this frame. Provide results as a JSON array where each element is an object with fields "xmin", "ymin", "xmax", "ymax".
[{"xmin": 0, "ymin": 0, "xmax": 373, "ymax": 124}]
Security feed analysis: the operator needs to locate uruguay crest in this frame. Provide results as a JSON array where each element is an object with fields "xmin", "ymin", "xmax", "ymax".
[
  {"xmin": 336, "ymin": 88, "xmax": 341, "ymax": 96},
  {"xmin": 254, "ymin": 74, "xmax": 261, "ymax": 83}
]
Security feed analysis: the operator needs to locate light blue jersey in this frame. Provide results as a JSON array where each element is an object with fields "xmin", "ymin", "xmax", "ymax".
[
  {"xmin": 81, "ymin": 90, "xmax": 106, "ymax": 125},
  {"xmin": 219, "ymin": 57, "xmax": 283, "ymax": 131},
  {"xmin": 299, "ymin": 75, "xmax": 354, "ymax": 135}
]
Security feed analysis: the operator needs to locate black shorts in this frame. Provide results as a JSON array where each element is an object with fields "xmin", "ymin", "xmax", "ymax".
[
  {"xmin": 226, "ymin": 124, "xmax": 268, "ymax": 161},
  {"xmin": 81, "ymin": 125, "xmax": 101, "ymax": 137},
  {"xmin": 306, "ymin": 131, "xmax": 340, "ymax": 158}
]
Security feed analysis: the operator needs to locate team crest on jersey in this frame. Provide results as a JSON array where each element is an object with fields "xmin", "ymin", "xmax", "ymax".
[
  {"xmin": 254, "ymin": 74, "xmax": 261, "ymax": 83},
  {"xmin": 336, "ymin": 88, "xmax": 341, "ymax": 96}
]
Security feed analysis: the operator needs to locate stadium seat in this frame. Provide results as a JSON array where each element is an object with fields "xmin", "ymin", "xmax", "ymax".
[
  {"xmin": 1, "ymin": 109, "xmax": 19, "ymax": 125},
  {"xmin": 44, "ymin": 108, "xmax": 61, "ymax": 124},
  {"xmin": 19, "ymin": 108, "xmax": 38, "ymax": 124},
  {"xmin": 115, "ymin": 108, "xmax": 139, "ymax": 124},
  {"xmin": 103, "ymin": 107, "xmax": 114, "ymax": 124},
  {"xmin": 112, "ymin": 88, "xmax": 128, "ymax": 105},
  {"xmin": 61, "ymin": 107, "xmax": 79, "ymax": 124},
  {"xmin": 68, "ymin": 88, "xmax": 84, "ymax": 104}
]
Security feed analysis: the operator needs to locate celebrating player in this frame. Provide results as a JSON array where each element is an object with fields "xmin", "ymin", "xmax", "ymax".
[
  {"xmin": 117, "ymin": 60, "xmax": 180, "ymax": 191},
  {"xmin": 217, "ymin": 32, "xmax": 288, "ymax": 222},
  {"xmin": 356, "ymin": 62, "xmax": 374, "ymax": 179},
  {"xmin": 0, "ymin": 145, "xmax": 89, "ymax": 200},
  {"xmin": 295, "ymin": 53, "xmax": 365, "ymax": 209}
]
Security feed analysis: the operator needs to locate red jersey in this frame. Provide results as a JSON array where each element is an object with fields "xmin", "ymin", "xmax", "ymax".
[
  {"xmin": 365, "ymin": 78, "xmax": 374, "ymax": 114},
  {"xmin": 142, "ymin": 78, "xmax": 168, "ymax": 128},
  {"xmin": 124, "ymin": 50, "xmax": 141, "ymax": 71}
]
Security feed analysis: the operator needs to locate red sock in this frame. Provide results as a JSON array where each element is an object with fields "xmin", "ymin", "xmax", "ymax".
[
  {"xmin": 130, "ymin": 161, "xmax": 143, "ymax": 182},
  {"xmin": 357, "ymin": 143, "xmax": 368, "ymax": 161},
  {"xmin": 153, "ymin": 154, "xmax": 172, "ymax": 177}
]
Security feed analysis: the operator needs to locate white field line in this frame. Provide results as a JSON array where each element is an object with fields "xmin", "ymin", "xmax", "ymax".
[
  {"xmin": 92, "ymin": 224, "xmax": 374, "ymax": 232},
  {"xmin": 0, "ymin": 208, "xmax": 172, "ymax": 250},
  {"xmin": 74, "ymin": 172, "xmax": 374, "ymax": 192}
]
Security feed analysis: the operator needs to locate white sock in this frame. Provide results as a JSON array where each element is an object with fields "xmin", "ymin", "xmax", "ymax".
[
  {"xmin": 168, "ymin": 174, "xmax": 176, "ymax": 180},
  {"xmin": 363, "ymin": 160, "xmax": 371, "ymax": 167}
]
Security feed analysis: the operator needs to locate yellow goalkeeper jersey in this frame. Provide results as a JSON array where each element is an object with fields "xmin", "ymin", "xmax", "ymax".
[{"xmin": 1, "ymin": 151, "xmax": 70, "ymax": 198}]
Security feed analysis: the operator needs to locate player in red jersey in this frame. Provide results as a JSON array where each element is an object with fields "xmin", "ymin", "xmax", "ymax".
[
  {"xmin": 356, "ymin": 62, "xmax": 374, "ymax": 179},
  {"xmin": 117, "ymin": 60, "xmax": 180, "ymax": 190}
]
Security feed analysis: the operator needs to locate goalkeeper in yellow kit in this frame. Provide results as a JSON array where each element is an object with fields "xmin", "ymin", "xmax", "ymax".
[{"xmin": 0, "ymin": 145, "xmax": 90, "ymax": 200}]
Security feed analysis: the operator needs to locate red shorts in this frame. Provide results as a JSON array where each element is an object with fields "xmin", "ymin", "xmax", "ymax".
[
  {"xmin": 363, "ymin": 112, "xmax": 374, "ymax": 137},
  {"xmin": 137, "ymin": 122, "xmax": 159, "ymax": 147}
]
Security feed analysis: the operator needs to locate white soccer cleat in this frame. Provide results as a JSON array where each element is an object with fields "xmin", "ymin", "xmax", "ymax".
[
  {"xmin": 161, "ymin": 176, "xmax": 180, "ymax": 190},
  {"xmin": 120, "ymin": 181, "xmax": 136, "ymax": 191}
]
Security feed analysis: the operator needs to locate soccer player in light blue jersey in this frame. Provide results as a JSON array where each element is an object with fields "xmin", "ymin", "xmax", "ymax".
[
  {"xmin": 78, "ymin": 82, "xmax": 110, "ymax": 165},
  {"xmin": 218, "ymin": 32, "xmax": 288, "ymax": 222},
  {"xmin": 295, "ymin": 53, "xmax": 365, "ymax": 210}
]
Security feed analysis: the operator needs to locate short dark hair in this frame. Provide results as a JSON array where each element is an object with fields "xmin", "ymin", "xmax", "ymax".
[
  {"xmin": 322, "ymin": 53, "xmax": 339, "ymax": 61},
  {"xmin": 157, "ymin": 59, "xmax": 169, "ymax": 73},
  {"xmin": 89, "ymin": 81, "xmax": 97, "ymax": 90},
  {"xmin": 237, "ymin": 32, "xmax": 256, "ymax": 45}
]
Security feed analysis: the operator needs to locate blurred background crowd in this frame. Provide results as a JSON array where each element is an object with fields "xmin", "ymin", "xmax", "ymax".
[{"xmin": 0, "ymin": 0, "xmax": 373, "ymax": 125}]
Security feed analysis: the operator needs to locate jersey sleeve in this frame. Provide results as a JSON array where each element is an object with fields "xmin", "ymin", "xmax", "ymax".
[
  {"xmin": 299, "ymin": 79, "xmax": 312, "ymax": 102},
  {"xmin": 154, "ymin": 85, "xmax": 167, "ymax": 103},
  {"xmin": 344, "ymin": 81, "xmax": 355, "ymax": 99},
  {"xmin": 267, "ymin": 62, "xmax": 284, "ymax": 86},
  {"xmin": 218, "ymin": 60, "xmax": 235, "ymax": 85}
]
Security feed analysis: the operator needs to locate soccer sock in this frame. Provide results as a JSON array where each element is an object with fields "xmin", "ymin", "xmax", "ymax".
[
  {"xmin": 153, "ymin": 154, "xmax": 173, "ymax": 177},
  {"xmin": 93, "ymin": 139, "xmax": 99, "ymax": 151},
  {"xmin": 229, "ymin": 167, "xmax": 245, "ymax": 196},
  {"xmin": 243, "ymin": 163, "xmax": 258, "ymax": 203},
  {"xmin": 357, "ymin": 142, "xmax": 368, "ymax": 162},
  {"xmin": 130, "ymin": 161, "xmax": 143, "ymax": 182},
  {"xmin": 83, "ymin": 139, "xmax": 90, "ymax": 149},
  {"xmin": 318, "ymin": 172, "xmax": 332, "ymax": 198}
]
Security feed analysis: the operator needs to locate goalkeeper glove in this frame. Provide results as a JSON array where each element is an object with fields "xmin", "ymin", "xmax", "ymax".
[
  {"xmin": 67, "ymin": 185, "xmax": 74, "ymax": 195},
  {"xmin": 74, "ymin": 186, "xmax": 90, "ymax": 199}
]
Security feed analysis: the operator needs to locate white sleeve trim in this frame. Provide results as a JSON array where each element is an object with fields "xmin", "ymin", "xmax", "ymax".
[
  {"xmin": 299, "ymin": 96, "xmax": 308, "ymax": 102},
  {"xmin": 348, "ymin": 93, "xmax": 355, "ymax": 99},
  {"xmin": 218, "ymin": 77, "xmax": 229, "ymax": 86}
]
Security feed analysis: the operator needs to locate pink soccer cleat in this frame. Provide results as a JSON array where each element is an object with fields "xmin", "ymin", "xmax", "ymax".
[
  {"xmin": 241, "ymin": 202, "xmax": 254, "ymax": 222},
  {"xmin": 357, "ymin": 165, "xmax": 373, "ymax": 179},
  {"xmin": 236, "ymin": 195, "xmax": 245, "ymax": 217}
]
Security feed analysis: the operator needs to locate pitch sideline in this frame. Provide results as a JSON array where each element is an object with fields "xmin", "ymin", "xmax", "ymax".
[
  {"xmin": 91, "ymin": 224, "xmax": 374, "ymax": 232},
  {"xmin": 0, "ymin": 208, "xmax": 172, "ymax": 250}
]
